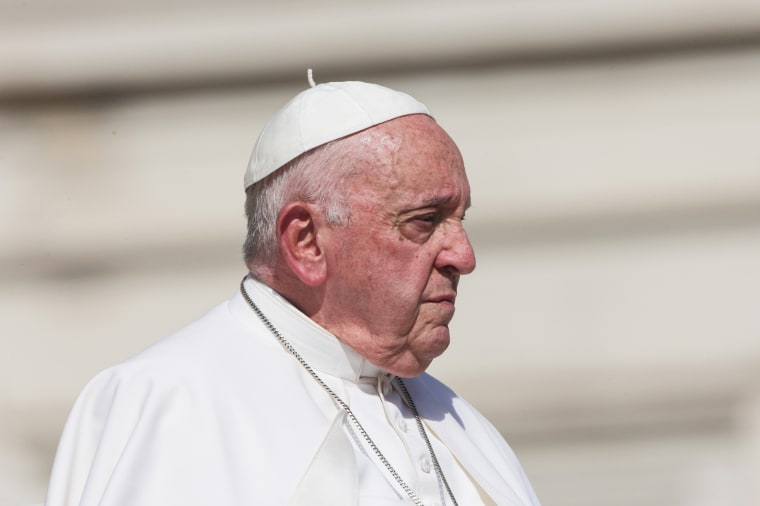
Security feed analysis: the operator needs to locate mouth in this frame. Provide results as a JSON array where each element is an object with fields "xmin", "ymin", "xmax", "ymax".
[{"xmin": 426, "ymin": 293, "xmax": 457, "ymax": 306}]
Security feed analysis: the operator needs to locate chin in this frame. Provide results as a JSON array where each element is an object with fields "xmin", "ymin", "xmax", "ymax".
[
  {"xmin": 392, "ymin": 345, "xmax": 449, "ymax": 378},
  {"xmin": 419, "ymin": 329, "xmax": 451, "ymax": 362},
  {"xmin": 386, "ymin": 327, "xmax": 452, "ymax": 377}
]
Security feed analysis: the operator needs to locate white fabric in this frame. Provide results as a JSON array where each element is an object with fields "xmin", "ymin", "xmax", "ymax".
[
  {"xmin": 44, "ymin": 277, "xmax": 541, "ymax": 505},
  {"xmin": 244, "ymin": 80, "xmax": 430, "ymax": 188}
]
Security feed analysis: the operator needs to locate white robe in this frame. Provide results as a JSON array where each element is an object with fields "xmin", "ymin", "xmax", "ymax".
[{"xmin": 45, "ymin": 277, "xmax": 540, "ymax": 505}]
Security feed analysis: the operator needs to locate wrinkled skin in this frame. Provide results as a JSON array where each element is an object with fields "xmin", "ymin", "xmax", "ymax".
[{"xmin": 313, "ymin": 115, "xmax": 476, "ymax": 377}]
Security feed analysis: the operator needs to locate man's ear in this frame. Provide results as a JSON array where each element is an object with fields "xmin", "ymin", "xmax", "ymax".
[{"xmin": 276, "ymin": 202, "xmax": 327, "ymax": 287}]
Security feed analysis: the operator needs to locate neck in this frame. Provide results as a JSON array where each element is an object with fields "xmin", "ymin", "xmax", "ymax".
[{"xmin": 253, "ymin": 269, "xmax": 325, "ymax": 320}]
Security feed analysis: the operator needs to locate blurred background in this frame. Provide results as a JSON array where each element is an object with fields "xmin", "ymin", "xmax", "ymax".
[{"xmin": 2, "ymin": 0, "xmax": 760, "ymax": 504}]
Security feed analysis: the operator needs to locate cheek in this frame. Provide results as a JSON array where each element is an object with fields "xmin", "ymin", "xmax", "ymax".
[{"xmin": 337, "ymin": 226, "xmax": 436, "ymax": 293}]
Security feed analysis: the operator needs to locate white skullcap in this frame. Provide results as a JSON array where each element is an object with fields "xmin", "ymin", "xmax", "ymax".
[{"xmin": 244, "ymin": 77, "xmax": 430, "ymax": 189}]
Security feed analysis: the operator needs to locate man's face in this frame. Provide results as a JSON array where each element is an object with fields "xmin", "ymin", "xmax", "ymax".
[{"xmin": 315, "ymin": 115, "xmax": 476, "ymax": 377}]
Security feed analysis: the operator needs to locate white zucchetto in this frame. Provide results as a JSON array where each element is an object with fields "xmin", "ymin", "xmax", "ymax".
[{"xmin": 244, "ymin": 77, "xmax": 430, "ymax": 189}]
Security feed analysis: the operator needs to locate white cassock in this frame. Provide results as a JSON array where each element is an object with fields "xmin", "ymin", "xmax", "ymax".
[{"xmin": 45, "ymin": 276, "xmax": 541, "ymax": 506}]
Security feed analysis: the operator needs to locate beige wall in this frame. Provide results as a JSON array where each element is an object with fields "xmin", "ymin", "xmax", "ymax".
[{"xmin": 2, "ymin": 1, "xmax": 760, "ymax": 504}]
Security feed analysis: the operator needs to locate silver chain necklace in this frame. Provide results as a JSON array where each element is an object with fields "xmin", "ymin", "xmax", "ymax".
[{"xmin": 240, "ymin": 278, "xmax": 458, "ymax": 506}]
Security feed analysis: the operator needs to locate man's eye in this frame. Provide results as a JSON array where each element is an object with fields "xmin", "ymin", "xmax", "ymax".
[{"xmin": 399, "ymin": 214, "xmax": 440, "ymax": 242}]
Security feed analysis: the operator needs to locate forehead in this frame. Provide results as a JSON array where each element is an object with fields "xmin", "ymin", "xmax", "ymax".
[{"xmin": 351, "ymin": 115, "xmax": 470, "ymax": 204}]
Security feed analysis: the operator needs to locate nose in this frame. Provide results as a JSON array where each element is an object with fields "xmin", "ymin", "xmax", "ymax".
[{"xmin": 435, "ymin": 222, "xmax": 476, "ymax": 275}]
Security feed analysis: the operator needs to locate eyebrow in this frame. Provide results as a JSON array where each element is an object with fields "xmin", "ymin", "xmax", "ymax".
[{"xmin": 411, "ymin": 192, "xmax": 472, "ymax": 211}]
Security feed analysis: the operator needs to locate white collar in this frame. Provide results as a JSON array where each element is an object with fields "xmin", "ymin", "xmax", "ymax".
[{"xmin": 231, "ymin": 275, "xmax": 386, "ymax": 382}]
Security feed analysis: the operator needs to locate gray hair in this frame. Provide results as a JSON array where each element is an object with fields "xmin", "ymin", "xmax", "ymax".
[{"xmin": 243, "ymin": 132, "xmax": 378, "ymax": 272}]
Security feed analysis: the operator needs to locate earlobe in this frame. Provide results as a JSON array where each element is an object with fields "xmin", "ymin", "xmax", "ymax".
[{"xmin": 277, "ymin": 202, "xmax": 327, "ymax": 287}]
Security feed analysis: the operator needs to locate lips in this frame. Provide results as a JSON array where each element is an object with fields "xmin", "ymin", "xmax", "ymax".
[{"xmin": 426, "ymin": 293, "xmax": 456, "ymax": 305}]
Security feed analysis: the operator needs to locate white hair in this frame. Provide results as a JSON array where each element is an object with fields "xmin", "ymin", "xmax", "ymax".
[{"xmin": 243, "ymin": 130, "xmax": 386, "ymax": 273}]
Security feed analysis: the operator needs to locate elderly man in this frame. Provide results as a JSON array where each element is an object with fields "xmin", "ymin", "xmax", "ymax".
[{"xmin": 45, "ymin": 77, "xmax": 540, "ymax": 505}]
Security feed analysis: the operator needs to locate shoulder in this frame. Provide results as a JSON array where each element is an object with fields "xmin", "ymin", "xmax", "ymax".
[
  {"xmin": 405, "ymin": 373, "xmax": 542, "ymax": 505},
  {"xmin": 71, "ymin": 297, "xmax": 289, "ymax": 424},
  {"xmin": 110, "ymin": 298, "xmax": 279, "ymax": 382},
  {"xmin": 407, "ymin": 372, "xmax": 507, "ymax": 440},
  {"xmin": 403, "ymin": 372, "xmax": 518, "ymax": 465},
  {"xmin": 46, "ymin": 298, "xmax": 319, "ymax": 505}
]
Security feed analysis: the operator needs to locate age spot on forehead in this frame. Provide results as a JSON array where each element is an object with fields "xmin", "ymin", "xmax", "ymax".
[
  {"xmin": 380, "ymin": 135, "xmax": 402, "ymax": 152},
  {"xmin": 358, "ymin": 132, "xmax": 402, "ymax": 154}
]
